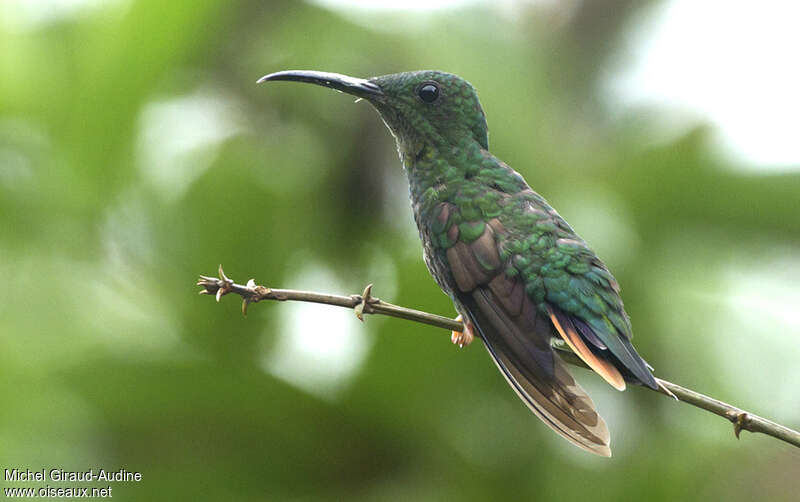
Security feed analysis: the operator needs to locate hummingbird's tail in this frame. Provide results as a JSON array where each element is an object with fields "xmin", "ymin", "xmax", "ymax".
[{"xmin": 461, "ymin": 290, "xmax": 612, "ymax": 457}]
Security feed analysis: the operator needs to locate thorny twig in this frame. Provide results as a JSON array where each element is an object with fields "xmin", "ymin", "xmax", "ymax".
[{"xmin": 198, "ymin": 265, "xmax": 800, "ymax": 450}]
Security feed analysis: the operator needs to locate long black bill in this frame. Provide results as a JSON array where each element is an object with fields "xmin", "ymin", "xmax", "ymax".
[{"xmin": 257, "ymin": 70, "xmax": 383, "ymax": 98}]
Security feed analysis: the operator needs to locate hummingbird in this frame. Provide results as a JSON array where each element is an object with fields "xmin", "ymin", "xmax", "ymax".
[{"xmin": 258, "ymin": 70, "xmax": 661, "ymax": 456}]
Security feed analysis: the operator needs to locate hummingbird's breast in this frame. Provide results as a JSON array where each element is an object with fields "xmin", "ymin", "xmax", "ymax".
[
  {"xmin": 410, "ymin": 187, "xmax": 457, "ymax": 297},
  {"xmin": 404, "ymin": 152, "xmax": 461, "ymax": 297},
  {"xmin": 402, "ymin": 143, "xmax": 505, "ymax": 299}
]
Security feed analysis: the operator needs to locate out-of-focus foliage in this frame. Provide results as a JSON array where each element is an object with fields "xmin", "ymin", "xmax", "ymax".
[{"xmin": 1, "ymin": 1, "xmax": 798, "ymax": 500}]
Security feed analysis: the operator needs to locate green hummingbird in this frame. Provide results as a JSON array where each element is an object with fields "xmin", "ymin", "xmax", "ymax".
[{"xmin": 258, "ymin": 70, "xmax": 661, "ymax": 456}]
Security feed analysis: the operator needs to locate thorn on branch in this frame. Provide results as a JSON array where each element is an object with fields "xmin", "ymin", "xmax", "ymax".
[
  {"xmin": 354, "ymin": 283, "xmax": 375, "ymax": 322},
  {"xmin": 727, "ymin": 410, "xmax": 751, "ymax": 439},
  {"xmin": 216, "ymin": 264, "xmax": 233, "ymax": 301},
  {"xmin": 656, "ymin": 379, "xmax": 679, "ymax": 401},
  {"xmin": 242, "ymin": 279, "xmax": 256, "ymax": 316}
]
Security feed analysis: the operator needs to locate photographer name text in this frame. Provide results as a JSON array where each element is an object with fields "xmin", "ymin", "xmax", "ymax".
[{"xmin": 4, "ymin": 468, "xmax": 141, "ymax": 483}]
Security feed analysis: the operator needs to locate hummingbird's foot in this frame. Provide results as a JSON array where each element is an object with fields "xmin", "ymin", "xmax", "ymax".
[{"xmin": 451, "ymin": 315, "xmax": 475, "ymax": 348}]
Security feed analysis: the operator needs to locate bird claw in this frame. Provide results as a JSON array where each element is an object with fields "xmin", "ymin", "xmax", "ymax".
[
  {"xmin": 451, "ymin": 315, "xmax": 475, "ymax": 348},
  {"xmin": 354, "ymin": 283, "xmax": 374, "ymax": 321}
]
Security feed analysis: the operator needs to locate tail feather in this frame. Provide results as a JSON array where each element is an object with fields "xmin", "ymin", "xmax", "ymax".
[
  {"xmin": 463, "ymin": 289, "xmax": 612, "ymax": 457},
  {"xmin": 548, "ymin": 307, "xmax": 626, "ymax": 391}
]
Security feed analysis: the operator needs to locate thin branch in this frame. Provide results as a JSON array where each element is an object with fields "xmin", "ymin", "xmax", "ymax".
[{"xmin": 197, "ymin": 265, "xmax": 800, "ymax": 450}]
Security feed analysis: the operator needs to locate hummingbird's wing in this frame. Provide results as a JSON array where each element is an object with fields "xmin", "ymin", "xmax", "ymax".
[
  {"xmin": 442, "ymin": 213, "xmax": 612, "ymax": 456},
  {"xmin": 445, "ymin": 178, "xmax": 658, "ymax": 392}
]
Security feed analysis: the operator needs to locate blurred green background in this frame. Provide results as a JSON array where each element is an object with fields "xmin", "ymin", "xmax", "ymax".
[{"xmin": 2, "ymin": 0, "xmax": 799, "ymax": 500}]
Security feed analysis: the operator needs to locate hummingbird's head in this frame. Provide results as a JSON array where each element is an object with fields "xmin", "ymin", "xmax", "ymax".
[{"xmin": 258, "ymin": 70, "xmax": 488, "ymax": 158}]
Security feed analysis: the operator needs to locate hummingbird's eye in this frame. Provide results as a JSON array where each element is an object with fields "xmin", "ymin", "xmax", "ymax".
[{"xmin": 417, "ymin": 82, "xmax": 439, "ymax": 103}]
